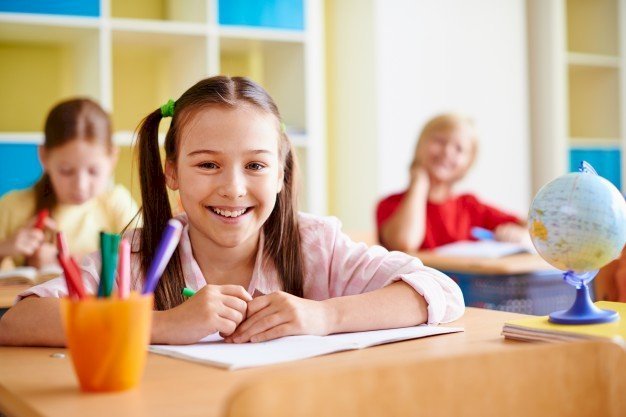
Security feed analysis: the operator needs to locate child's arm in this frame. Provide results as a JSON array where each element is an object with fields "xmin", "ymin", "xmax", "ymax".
[
  {"xmin": 0, "ymin": 296, "xmax": 65, "ymax": 346},
  {"xmin": 379, "ymin": 166, "xmax": 430, "ymax": 251},
  {"xmin": 225, "ymin": 281, "xmax": 427, "ymax": 343}
]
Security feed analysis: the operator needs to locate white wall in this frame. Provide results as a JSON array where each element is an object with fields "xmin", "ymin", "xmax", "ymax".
[
  {"xmin": 374, "ymin": 0, "xmax": 531, "ymax": 218},
  {"xmin": 326, "ymin": 0, "xmax": 531, "ymax": 232}
]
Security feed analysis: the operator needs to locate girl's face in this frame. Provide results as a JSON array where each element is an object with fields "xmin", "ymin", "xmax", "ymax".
[
  {"xmin": 166, "ymin": 105, "xmax": 284, "ymax": 250},
  {"xmin": 40, "ymin": 140, "xmax": 116, "ymax": 205},
  {"xmin": 417, "ymin": 124, "xmax": 475, "ymax": 184}
]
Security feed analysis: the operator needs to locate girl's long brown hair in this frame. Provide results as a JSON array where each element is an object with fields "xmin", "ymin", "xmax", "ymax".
[
  {"xmin": 34, "ymin": 98, "xmax": 112, "ymax": 212},
  {"xmin": 136, "ymin": 76, "xmax": 304, "ymax": 310}
]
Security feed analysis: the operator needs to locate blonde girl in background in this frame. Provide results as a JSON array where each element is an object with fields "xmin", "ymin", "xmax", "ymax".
[
  {"xmin": 377, "ymin": 113, "xmax": 528, "ymax": 252},
  {"xmin": 0, "ymin": 77, "xmax": 462, "ymax": 346},
  {"xmin": 0, "ymin": 98, "xmax": 138, "ymax": 269}
]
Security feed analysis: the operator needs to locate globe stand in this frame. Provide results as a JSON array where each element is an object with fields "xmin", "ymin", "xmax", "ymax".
[{"xmin": 549, "ymin": 271, "xmax": 619, "ymax": 324}]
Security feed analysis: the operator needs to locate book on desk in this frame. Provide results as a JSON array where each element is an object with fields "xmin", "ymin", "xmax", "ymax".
[
  {"xmin": 502, "ymin": 301, "xmax": 626, "ymax": 344},
  {"xmin": 0, "ymin": 265, "xmax": 62, "ymax": 286}
]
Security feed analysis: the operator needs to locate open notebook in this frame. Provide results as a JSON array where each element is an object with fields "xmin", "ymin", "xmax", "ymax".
[
  {"xmin": 435, "ymin": 240, "xmax": 534, "ymax": 259},
  {"xmin": 0, "ymin": 265, "xmax": 62, "ymax": 286},
  {"xmin": 150, "ymin": 325, "xmax": 463, "ymax": 370}
]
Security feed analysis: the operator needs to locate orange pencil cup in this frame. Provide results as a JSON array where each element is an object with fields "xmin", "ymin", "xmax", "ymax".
[{"xmin": 60, "ymin": 293, "xmax": 153, "ymax": 392}]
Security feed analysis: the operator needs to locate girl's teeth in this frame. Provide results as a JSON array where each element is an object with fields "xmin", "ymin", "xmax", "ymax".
[{"xmin": 212, "ymin": 208, "xmax": 246, "ymax": 218}]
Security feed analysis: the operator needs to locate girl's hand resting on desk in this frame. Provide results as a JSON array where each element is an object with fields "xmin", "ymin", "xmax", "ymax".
[
  {"xmin": 224, "ymin": 291, "xmax": 332, "ymax": 343},
  {"xmin": 160, "ymin": 285, "xmax": 252, "ymax": 345}
]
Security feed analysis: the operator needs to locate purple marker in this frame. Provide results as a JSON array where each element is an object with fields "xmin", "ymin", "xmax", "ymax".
[{"xmin": 142, "ymin": 219, "xmax": 183, "ymax": 294}]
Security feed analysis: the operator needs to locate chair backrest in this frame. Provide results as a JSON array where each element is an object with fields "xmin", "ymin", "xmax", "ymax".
[{"xmin": 225, "ymin": 341, "xmax": 626, "ymax": 417}]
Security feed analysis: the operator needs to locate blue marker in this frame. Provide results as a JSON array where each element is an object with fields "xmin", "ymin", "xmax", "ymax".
[
  {"xmin": 470, "ymin": 226, "xmax": 494, "ymax": 241},
  {"xmin": 142, "ymin": 219, "xmax": 184, "ymax": 294}
]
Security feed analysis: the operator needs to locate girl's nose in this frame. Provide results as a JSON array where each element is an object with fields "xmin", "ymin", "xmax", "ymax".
[
  {"xmin": 75, "ymin": 171, "xmax": 89, "ymax": 193},
  {"xmin": 218, "ymin": 169, "xmax": 247, "ymax": 199}
]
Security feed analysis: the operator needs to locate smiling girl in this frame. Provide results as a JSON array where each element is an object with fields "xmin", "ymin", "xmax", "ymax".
[
  {"xmin": 0, "ymin": 77, "xmax": 463, "ymax": 347},
  {"xmin": 0, "ymin": 98, "xmax": 137, "ymax": 269},
  {"xmin": 377, "ymin": 113, "xmax": 527, "ymax": 252}
]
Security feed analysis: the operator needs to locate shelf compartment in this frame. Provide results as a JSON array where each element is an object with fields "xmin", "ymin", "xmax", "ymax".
[
  {"xmin": 0, "ymin": 142, "xmax": 42, "ymax": 197},
  {"xmin": 220, "ymin": 37, "xmax": 306, "ymax": 134},
  {"xmin": 218, "ymin": 0, "xmax": 304, "ymax": 30},
  {"xmin": 566, "ymin": 0, "xmax": 619, "ymax": 56},
  {"xmin": 112, "ymin": 30, "xmax": 208, "ymax": 132},
  {"xmin": 0, "ymin": 24, "xmax": 101, "ymax": 131},
  {"xmin": 0, "ymin": 0, "xmax": 100, "ymax": 17},
  {"xmin": 568, "ymin": 65, "xmax": 620, "ymax": 139},
  {"xmin": 111, "ymin": 0, "xmax": 206, "ymax": 24},
  {"xmin": 567, "ymin": 52, "xmax": 620, "ymax": 68},
  {"xmin": 569, "ymin": 147, "xmax": 621, "ymax": 189}
]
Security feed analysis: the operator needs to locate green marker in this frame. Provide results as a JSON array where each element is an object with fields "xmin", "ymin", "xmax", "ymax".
[{"xmin": 182, "ymin": 287, "xmax": 196, "ymax": 298}]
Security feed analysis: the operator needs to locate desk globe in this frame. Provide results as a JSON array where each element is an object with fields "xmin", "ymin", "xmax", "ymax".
[{"xmin": 528, "ymin": 162, "xmax": 626, "ymax": 324}]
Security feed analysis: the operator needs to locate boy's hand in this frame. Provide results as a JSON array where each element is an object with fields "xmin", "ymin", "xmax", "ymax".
[
  {"xmin": 161, "ymin": 284, "xmax": 251, "ymax": 345},
  {"xmin": 494, "ymin": 223, "xmax": 531, "ymax": 245},
  {"xmin": 224, "ymin": 291, "xmax": 332, "ymax": 344}
]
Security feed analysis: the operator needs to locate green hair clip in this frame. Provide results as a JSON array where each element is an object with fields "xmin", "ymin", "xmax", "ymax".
[
  {"xmin": 280, "ymin": 122, "xmax": 286, "ymax": 133},
  {"xmin": 160, "ymin": 99, "xmax": 176, "ymax": 118}
]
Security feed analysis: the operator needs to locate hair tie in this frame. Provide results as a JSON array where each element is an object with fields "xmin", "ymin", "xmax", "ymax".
[
  {"xmin": 280, "ymin": 122, "xmax": 286, "ymax": 133},
  {"xmin": 160, "ymin": 99, "xmax": 176, "ymax": 118}
]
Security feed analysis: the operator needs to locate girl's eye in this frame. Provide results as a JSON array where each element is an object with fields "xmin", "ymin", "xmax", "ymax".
[
  {"xmin": 59, "ymin": 169, "xmax": 73, "ymax": 176},
  {"xmin": 198, "ymin": 162, "xmax": 218, "ymax": 169},
  {"xmin": 89, "ymin": 168, "xmax": 101, "ymax": 176},
  {"xmin": 246, "ymin": 162, "xmax": 265, "ymax": 171}
]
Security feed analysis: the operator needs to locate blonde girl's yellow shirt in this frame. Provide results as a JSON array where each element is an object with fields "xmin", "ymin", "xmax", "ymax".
[{"xmin": 0, "ymin": 184, "xmax": 139, "ymax": 266}]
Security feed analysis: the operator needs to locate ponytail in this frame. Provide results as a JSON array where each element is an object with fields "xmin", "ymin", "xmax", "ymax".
[{"xmin": 137, "ymin": 110, "xmax": 185, "ymax": 310}]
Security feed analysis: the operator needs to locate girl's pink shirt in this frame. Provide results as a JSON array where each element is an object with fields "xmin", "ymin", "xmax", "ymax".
[{"xmin": 17, "ymin": 213, "xmax": 464, "ymax": 324}]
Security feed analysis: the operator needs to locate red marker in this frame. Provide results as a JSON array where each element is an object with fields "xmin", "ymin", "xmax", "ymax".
[{"xmin": 34, "ymin": 209, "xmax": 49, "ymax": 230}]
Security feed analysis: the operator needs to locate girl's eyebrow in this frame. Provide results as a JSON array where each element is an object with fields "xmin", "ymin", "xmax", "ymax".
[{"xmin": 187, "ymin": 149, "xmax": 275, "ymax": 157}]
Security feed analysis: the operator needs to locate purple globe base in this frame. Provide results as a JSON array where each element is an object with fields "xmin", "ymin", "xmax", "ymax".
[{"xmin": 549, "ymin": 276, "xmax": 618, "ymax": 324}]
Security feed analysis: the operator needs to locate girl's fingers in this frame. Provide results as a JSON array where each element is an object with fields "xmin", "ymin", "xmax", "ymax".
[
  {"xmin": 213, "ymin": 315, "xmax": 238, "ymax": 337},
  {"xmin": 221, "ymin": 295, "xmax": 248, "ymax": 316},
  {"xmin": 230, "ymin": 310, "xmax": 286, "ymax": 343},
  {"xmin": 219, "ymin": 285, "xmax": 253, "ymax": 302},
  {"xmin": 217, "ymin": 305, "xmax": 244, "ymax": 326},
  {"xmin": 246, "ymin": 294, "xmax": 273, "ymax": 316},
  {"xmin": 249, "ymin": 323, "xmax": 294, "ymax": 343},
  {"xmin": 232, "ymin": 298, "xmax": 276, "ymax": 336}
]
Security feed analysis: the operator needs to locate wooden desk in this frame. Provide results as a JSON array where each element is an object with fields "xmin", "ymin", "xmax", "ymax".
[
  {"xmin": 1, "ymin": 308, "xmax": 624, "ymax": 417},
  {"xmin": 414, "ymin": 251, "xmax": 556, "ymax": 275},
  {"xmin": 0, "ymin": 284, "xmax": 29, "ymax": 309}
]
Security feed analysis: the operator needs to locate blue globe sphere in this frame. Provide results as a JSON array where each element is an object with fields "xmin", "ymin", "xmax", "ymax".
[{"xmin": 528, "ymin": 171, "xmax": 626, "ymax": 273}]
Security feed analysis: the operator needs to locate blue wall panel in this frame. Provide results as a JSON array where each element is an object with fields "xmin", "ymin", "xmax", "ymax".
[
  {"xmin": 218, "ymin": 0, "xmax": 303, "ymax": 30},
  {"xmin": 569, "ymin": 148, "xmax": 621, "ymax": 190},
  {"xmin": 0, "ymin": 143, "xmax": 42, "ymax": 197},
  {"xmin": 0, "ymin": 0, "xmax": 100, "ymax": 17}
]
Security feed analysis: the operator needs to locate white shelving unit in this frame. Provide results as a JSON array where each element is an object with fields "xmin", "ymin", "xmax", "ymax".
[
  {"xmin": 0, "ymin": 0, "xmax": 326, "ymax": 215},
  {"xmin": 527, "ymin": 0, "xmax": 626, "ymax": 191}
]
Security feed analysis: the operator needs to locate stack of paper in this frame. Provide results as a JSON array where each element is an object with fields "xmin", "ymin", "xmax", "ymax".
[
  {"xmin": 150, "ymin": 325, "xmax": 464, "ymax": 370},
  {"xmin": 502, "ymin": 301, "xmax": 625, "ymax": 344}
]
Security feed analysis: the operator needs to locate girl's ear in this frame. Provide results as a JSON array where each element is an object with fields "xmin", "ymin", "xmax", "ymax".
[
  {"xmin": 38, "ymin": 146, "xmax": 48, "ymax": 171},
  {"xmin": 109, "ymin": 145, "xmax": 119, "ymax": 166},
  {"xmin": 164, "ymin": 160, "xmax": 179, "ymax": 191},
  {"xmin": 276, "ymin": 165, "xmax": 284, "ymax": 194}
]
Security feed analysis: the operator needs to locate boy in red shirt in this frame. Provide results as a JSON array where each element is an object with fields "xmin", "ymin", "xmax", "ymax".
[{"xmin": 377, "ymin": 114, "xmax": 527, "ymax": 251}]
